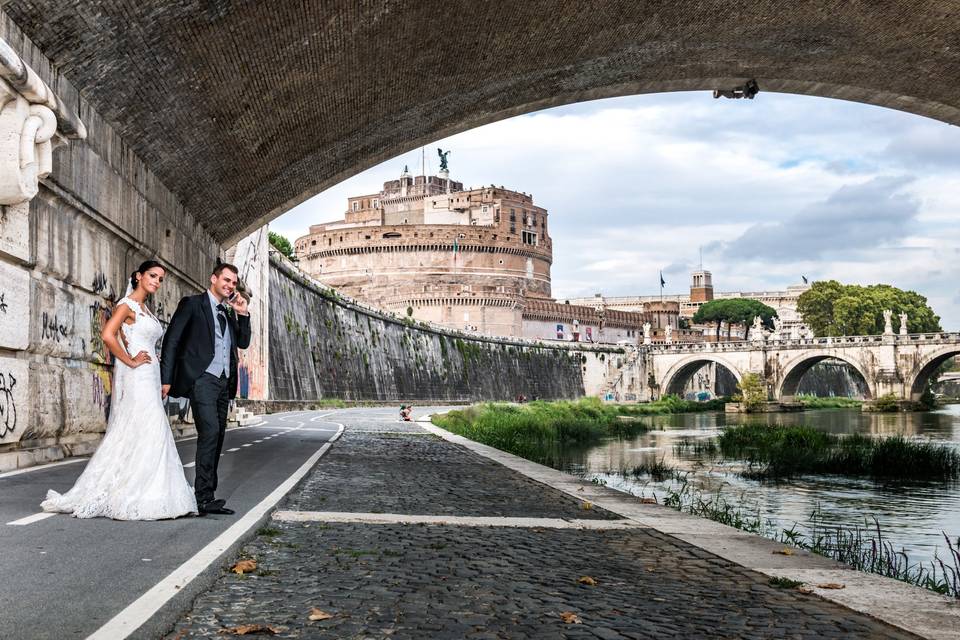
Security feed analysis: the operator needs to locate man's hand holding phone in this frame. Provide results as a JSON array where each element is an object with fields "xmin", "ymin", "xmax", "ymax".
[{"xmin": 228, "ymin": 291, "xmax": 249, "ymax": 316}]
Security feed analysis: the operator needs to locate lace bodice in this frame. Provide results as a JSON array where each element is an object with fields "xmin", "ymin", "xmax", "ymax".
[{"xmin": 119, "ymin": 297, "xmax": 163, "ymax": 356}]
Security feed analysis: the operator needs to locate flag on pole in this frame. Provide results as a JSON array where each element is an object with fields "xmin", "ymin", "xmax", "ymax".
[{"xmin": 660, "ymin": 271, "xmax": 666, "ymax": 288}]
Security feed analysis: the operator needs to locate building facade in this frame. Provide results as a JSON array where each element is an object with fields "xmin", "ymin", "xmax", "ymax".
[
  {"xmin": 566, "ymin": 270, "xmax": 811, "ymax": 341},
  {"xmin": 294, "ymin": 168, "xmax": 684, "ymax": 343}
]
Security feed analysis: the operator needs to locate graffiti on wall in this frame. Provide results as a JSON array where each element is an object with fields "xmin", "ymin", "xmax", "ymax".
[
  {"xmin": 91, "ymin": 367, "xmax": 112, "ymax": 422},
  {"xmin": 40, "ymin": 311, "xmax": 69, "ymax": 342},
  {"xmin": 0, "ymin": 371, "xmax": 17, "ymax": 438},
  {"xmin": 91, "ymin": 271, "xmax": 116, "ymax": 300},
  {"xmin": 87, "ymin": 301, "xmax": 114, "ymax": 364},
  {"xmin": 0, "ymin": 292, "xmax": 7, "ymax": 314}
]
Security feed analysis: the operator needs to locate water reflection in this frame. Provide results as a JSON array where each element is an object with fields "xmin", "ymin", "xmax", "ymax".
[{"xmin": 556, "ymin": 405, "xmax": 960, "ymax": 564}]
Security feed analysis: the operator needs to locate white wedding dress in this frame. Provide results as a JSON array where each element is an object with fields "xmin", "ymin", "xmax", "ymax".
[{"xmin": 42, "ymin": 297, "xmax": 198, "ymax": 520}]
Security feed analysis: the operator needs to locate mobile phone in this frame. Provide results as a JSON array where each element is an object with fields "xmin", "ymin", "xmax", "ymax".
[{"xmin": 228, "ymin": 291, "xmax": 238, "ymax": 302}]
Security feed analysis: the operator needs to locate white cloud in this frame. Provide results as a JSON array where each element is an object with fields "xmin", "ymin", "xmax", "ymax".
[{"xmin": 272, "ymin": 91, "xmax": 960, "ymax": 329}]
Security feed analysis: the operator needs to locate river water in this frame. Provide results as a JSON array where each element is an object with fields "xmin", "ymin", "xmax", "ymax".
[{"xmin": 557, "ymin": 404, "xmax": 960, "ymax": 565}]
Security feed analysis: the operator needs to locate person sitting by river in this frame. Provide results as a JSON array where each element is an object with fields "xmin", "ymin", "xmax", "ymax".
[{"xmin": 400, "ymin": 405, "xmax": 413, "ymax": 421}]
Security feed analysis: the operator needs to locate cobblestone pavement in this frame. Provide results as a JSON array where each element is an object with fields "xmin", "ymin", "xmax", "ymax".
[
  {"xmin": 285, "ymin": 430, "xmax": 619, "ymax": 520},
  {"xmin": 167, "ymin": 416, "xmax": 920, "ymax": 640}
]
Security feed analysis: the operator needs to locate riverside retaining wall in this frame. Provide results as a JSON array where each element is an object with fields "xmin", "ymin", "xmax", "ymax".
[{"xmin": 267, "ymin": 256, "xmax": 586, "ymax": 403}]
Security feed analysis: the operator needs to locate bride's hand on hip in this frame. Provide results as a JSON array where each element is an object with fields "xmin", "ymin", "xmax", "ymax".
[{"xmin": 129, "ymin": 350, "xmax": 152, "ymax": 368}]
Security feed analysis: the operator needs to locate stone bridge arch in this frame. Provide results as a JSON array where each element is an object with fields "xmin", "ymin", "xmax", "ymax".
[
  {"xmin": 660, "ymin": 356, "xmax": 744, "ymax": 399},
  {"xmin": 776, "ymin": 351, "xmax": 874, "ymax": 402},
  {"xmin": 907, "ymin": 346, "xmax": 960, "ymax": 402}
]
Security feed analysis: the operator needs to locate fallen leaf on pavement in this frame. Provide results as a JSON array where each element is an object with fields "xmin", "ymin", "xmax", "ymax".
[
  {"xmin": 796, "ymin": 586, "xmax": 815, "ymax": 594},
  {"xmin": 220, "ymin": 623, "xmax": 281, "ymax": 635},
  {"xmin": 772, "ymin": 548, "xmax": 795, "ymax": 556},
  {"xmin": 308, "ymin": 608, "xmax": 334, "ymax": 621},
  {"xmin": 816, "ymin": 583, "xmax": 846, "ymax": 589},
  {"xmin": 577, "ymin": 576, "xmax": 597, "ymax": 586},
  {"xmin": 560, "ymin": 611, "xmax": 582, "ymax": 624},
  {"xmin": 231, "ymin": 559, "xmax": 258, "ymax": 574},
  {"xmin": 581, "ymin": 501, "xmax": 593, "ymax": 510},
  {"xmin": 639, "ymin": 497, "xmax": 656, "ymax": 504}
]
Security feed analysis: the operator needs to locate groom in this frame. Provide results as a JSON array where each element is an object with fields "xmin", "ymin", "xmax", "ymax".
[{"xmin": 161, "ymin": 263, "xmax": 251, "ymax": 515}]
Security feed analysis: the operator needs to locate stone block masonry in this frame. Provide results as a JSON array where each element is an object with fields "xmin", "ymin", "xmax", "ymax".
[
  {"xmin": 0, "ymin": 16, "xmax": 221, "ymax": 471},
  {"xmin": 268, "ymin": 255, "xmax": 585, "ymax": 403}
]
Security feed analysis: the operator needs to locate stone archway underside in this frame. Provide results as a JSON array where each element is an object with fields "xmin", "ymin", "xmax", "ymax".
[
  {"xmin": 779, "ymin": 355, "xmax": 872, "ymax": 400},
  {"xmin": 4, "ymin": 1, "xmax": 959, "ymax": 243},
  {"xmin": 663, "ymin": 359, "xmax": 741, "ymax": 397},
  {"xmin": 910, "ymin": 350, "xmax": 960, "ymax": 400}
]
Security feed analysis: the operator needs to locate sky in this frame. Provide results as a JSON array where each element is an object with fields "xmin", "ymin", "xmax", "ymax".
[{"xmin": 270, "ymin": 91, "xmax": 960, "ymax": 330}]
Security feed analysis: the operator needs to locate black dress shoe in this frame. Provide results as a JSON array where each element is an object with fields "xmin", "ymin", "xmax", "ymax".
[{"xmin": 198, "ymin": 501, "xmax": 235, "ymax": 515}]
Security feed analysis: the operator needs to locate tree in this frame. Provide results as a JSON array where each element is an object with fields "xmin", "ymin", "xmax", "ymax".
[
  {"xmin": 693, "ymin": 298, "xmax": 777, "ymax": 341},
  {"xmin": 737, "ymin": 372, "xmax": 767, "ymax": 412},
  {"xmin": 797, "ymin": 281, "xmax": 941, "ymax": 336},
  {"xmin": 269, "ymin": 231, "xmax": 296, "ymax": 261}
]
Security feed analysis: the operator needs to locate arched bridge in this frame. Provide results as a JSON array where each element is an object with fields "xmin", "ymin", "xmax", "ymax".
[{"xmin": 644, "ymin": 333, "xmax": 960, "ymax": 403}]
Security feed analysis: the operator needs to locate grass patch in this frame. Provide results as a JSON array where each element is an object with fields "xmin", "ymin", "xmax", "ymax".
[
  {"xmin": 628, "ymin": 458, "xmax": 676, "ymax": 482},
  {"xmin": 769, "ymin": 576, "xmax": 804, "ymax": 589},
  {"xmin": 256, "ymin": 526, "xmax": 282, "ymax": 537},
  {"xmin": 718, "ymin": 424, "xmax": 960, "ymax": 480},
  {"xmin": 311, "ymin": 398, "xmax": 348, "ymax": 408},
  {"xmin": 432, "ymin": 397, "xmax": 727, "ymax": 464},
  {"xmin": 432, "ymin": 398, "xmax": 651, "ymax": 463},
  {"xmin": 796, "ymin": 394, "xmax": 863, "ymax": 409}
]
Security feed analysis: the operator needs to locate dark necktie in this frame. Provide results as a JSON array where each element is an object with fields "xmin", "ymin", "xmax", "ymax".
[{"xmin": 216, "ymin": 304, "xmax": 227, "ymax": 336}]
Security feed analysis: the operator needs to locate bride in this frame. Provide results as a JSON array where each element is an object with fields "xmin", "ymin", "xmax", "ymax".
[{"xmin": 42, "ymin": 261, "xmax": 198, "ymax": 520}]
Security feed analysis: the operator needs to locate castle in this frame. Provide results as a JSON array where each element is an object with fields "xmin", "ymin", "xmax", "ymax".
[{"xmin": 294, "ymin": 166, "xmax": 697, "ymax": 343}]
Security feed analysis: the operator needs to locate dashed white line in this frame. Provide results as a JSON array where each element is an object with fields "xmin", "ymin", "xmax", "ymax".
[
  {"xmin": 7, "ymin": 512, "xmax": 56, "ymax": 526},
  {"xmin": 241, "ymin": 444, "xmax": 252, "ymax": 448},
  {"xmin": 226, "ymin": 448, "xmax": 240, "ymax": 452}
]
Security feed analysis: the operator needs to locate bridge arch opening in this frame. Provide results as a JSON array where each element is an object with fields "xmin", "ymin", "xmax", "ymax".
[
  {"xmin": 778, "ymin": 355, "xmax": 872, "ymax": 402},
  {"xmin": 662, "ymin": 358, "xmax": 742, "ymax": 400},
  {"xmin": 909, "ymin": 349, "xmax": 960, "ymax": 402}
]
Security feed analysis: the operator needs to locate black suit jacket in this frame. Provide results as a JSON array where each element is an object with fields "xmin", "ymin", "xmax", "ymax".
[{"xmin": 160, "ymin": 293, "xmax": 252, "ymax": 399}]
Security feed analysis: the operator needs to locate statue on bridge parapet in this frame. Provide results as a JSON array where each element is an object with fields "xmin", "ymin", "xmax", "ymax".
[
  {"xmin": 643, "ymin": 322, "xmax": 651, "ymax": 345},
  {"xmin": 665, "ymin": 324, "xmax": 673, "ymax": 344},
  {"xmin": 771, "ymin": 317, "xmax": 782, "ymax": 340},
  {"xmin": 883, "ymin": 309, "xmax": 894, "ymax": 335},
  {"xmin": 750, "ymin": 315, "xmax": 765, "ymax": 343},
  {"xmin": 899, "ymin": 312, "xmax": 908, "ymax": 335}
]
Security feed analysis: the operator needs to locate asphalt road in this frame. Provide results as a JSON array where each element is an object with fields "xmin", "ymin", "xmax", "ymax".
[{"xmin": 0, "ymin": 408, "xmax": 418, "ymax": 639}]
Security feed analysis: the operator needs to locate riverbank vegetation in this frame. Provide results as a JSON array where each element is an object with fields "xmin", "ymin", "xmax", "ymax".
[
  {"xmin": 717, "ymin": 424, "xmax": 960, "ymax": 480},
  {"xmin": 432, "ymin": 397, "xmax": 726, "ymax": 462},
  {"xmin": 656, "ymin": 482, "xmax": 960, "ymax": 598},
  {"xmin": 795, "ymin": 394, "xmax": 863, "ymax": 409}
]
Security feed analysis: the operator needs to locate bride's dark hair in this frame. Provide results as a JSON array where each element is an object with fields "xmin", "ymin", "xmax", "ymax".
[{"xmin": 130, "ymin": 260, "xmax": 166, "ymax": 292}]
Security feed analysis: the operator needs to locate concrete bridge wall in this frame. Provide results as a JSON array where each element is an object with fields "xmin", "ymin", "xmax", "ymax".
[{"xmin": 266, "ymin": 256, "xmax": 585, "ymax": 404}]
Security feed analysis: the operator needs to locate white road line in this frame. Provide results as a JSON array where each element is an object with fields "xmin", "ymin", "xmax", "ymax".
[
  {"xmin": 241, "ymin": 444, "xmax": 252, "ymax": 447},
  {"xmin": 86, "ymin": 423, "xmax": 345, "ymax": 640},
  {"xmin": 226, "ymin": 448, "xmax": 240, "ymax": 452},
  {"xmin": 0, "ymin": 457, "xmax": 88, "ymax": 479},
  {"xmin": 253, "ymin": 440, "xmax": 263, "ymax": 443},
  {"xmin": 6, "ymin": 512, "xmax": 57, "ymax": 526},
  {"xmin": 272, "ymin": 511, "xmax": 640, "ymax": 529}
]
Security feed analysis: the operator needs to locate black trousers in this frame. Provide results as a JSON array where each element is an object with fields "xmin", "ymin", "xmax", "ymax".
[{"xmin": 190, "ymin": 372, "xmax": 230, "ymax": 505}]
